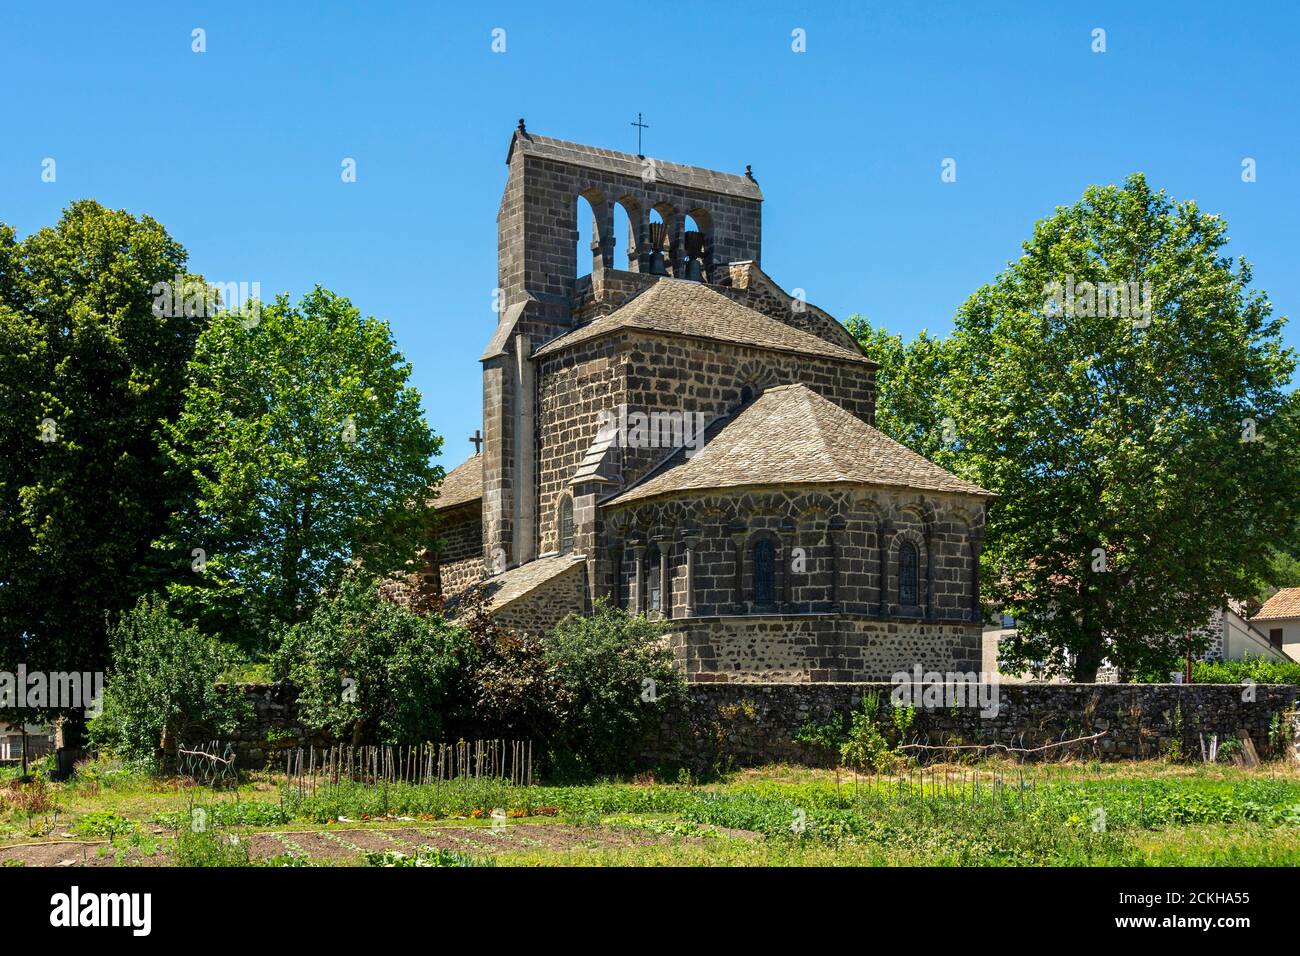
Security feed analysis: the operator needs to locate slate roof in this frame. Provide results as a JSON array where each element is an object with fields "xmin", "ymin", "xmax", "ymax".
[
  {"xmin": 605, "ymin": 384, "xmax": 993, "ymax": 505},
  {"xmin": 532, "ymin": 279, "xmax": 871, "ymax": 365},
  {"xmin": 1253, "ymin": 587, "xmax": 1300, "ymax": 621},
  {"xmin": 482, "ymin": 552, "xmax": 585, "ymax": 611},
  {"xmin": 508, "ymin": 132, "xmax": 763, "ymax": 201},
  {"xmin": 430, "ymin": 454, "xmax": 482, "ymax": 510}
]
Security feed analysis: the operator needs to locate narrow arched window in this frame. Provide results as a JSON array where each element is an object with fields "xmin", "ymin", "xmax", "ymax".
[
  {"xmin": 753, "ymin": 539, "xmax": 775, "ymax": 607},
  {"xmin": 645, "ymin": 543, "xmax": 662, "ymax": 613},
  {"xmin": 899, "ymin": 541, "xmax": 919, "ymax": 606},
  {"xmin": 558, "ymin": 496, "xmax": 574, "ymax": 553}
]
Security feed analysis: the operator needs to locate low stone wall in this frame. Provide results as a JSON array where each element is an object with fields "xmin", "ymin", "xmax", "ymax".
[
  {"xmin": 644, "ymin": 682, "xmax": 1300, "ymax": 770},
  {"xmin": 219, "ymin": 681, "xmax": 1300, "ymax": 772}
]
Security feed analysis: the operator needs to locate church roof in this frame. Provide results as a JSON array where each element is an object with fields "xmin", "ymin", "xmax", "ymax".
[
  {"xmin": 508, "ymin": 132, "xmax": 763, "ymax": 202},
  {"xmin": 1253, "ymin": 587, "xmax": 1300, "ymax": 621},
  {"xmin": 430, "ymin": 453, "xmax": 482, "ymax": 510},
  {"xmin": 481, "ymin": 551, "xmax": 585, "ymax": 613},
  {"xmin": 532, "ymin": 279, "xmax": 872, "ymax": 365},
  {"xmin": 605, "ymin": 384, "xmax": 994, "ymax": 506}
]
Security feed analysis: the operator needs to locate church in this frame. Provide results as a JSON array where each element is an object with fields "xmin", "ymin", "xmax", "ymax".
[{"xmin": 421, "ymin": 122, "xmax": 993, "ymax": 683}]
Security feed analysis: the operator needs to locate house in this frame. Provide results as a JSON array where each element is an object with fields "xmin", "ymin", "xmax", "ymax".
[{"xmin": 1251, "ymin": 587, "xmax": 1300, "ymax": 662}]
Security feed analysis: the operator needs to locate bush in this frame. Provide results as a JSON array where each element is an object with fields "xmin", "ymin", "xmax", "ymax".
[
  {"xmin": 1191, "ymin": 655, "xmax": 1300, "ymax": 686},
  {"xmin": 543, "ymin": 600, "xmax": 684, "ymax": 776},
  {"xmin": 89, "ymin": 596, "xmax": 250, "ymax": 762},
  {"xmin": 274, "ymin": 575, "xmax": 472, "ymax": 745}
]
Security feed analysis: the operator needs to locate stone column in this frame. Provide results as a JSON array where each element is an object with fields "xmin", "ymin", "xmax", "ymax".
[
  {"xmin": 653, "ymin": 533, "xmax": 670, "ymax": 619},
  {"xmin": 680, "ymin": 527, "xmax": 699, "ymax": 618},
  {"xmin": 780, "ymin": 517, "xmax": 796, "ymax": 610},
  {"xmin": 729, "ymin": 521, "xmax": 747, "ymax": 614},
  {"xmin": 969, "ymin": 534, "xmax": 983, "ymax": 624},
  {"xmin": 828, "ymin": 515, "xmax": 846, "ymax": 611},
  {"xmin": 631, "ymin": 540, "xmax": 646, "ymax": 615},
  {"xmin": 925, "ymin": 530, "xmax": 936, "ymax": 620},
  {"xmin": 877, "ymin": 522, "xmax": 895, "ymax": 617},
  {"xmin": 632, "ymin": 207, "xmax": 650, "ymax": 273}
]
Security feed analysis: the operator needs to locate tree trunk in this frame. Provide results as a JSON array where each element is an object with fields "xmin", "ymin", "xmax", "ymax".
[{"xmin": 1071, "ymin": 639, "xmax": 1106, "ymax": 683}]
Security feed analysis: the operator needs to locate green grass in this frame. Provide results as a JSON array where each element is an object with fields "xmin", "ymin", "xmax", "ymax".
[{"xmin": 7, "ymin": 759, "xmax": 1300, "ymax": 866}]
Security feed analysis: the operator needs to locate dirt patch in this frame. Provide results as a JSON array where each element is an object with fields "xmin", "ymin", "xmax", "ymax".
[{"xmin": 0, "ymin": 839, "xmax": 166, "ymax": 868}]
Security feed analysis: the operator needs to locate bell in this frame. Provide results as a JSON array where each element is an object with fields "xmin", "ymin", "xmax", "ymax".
[{"xmin": 647, "ymin": 222, "xmax": 669, "ymax": 276}]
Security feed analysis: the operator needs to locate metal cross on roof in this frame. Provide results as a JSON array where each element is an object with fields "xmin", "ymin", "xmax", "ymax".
[
  {"xmin": 631, "ymin": 113, "xmax": 649, "ymax": 158},
  {"xmin": 469, "ymin": 429, "xmax": 483, "ymax": 454}
]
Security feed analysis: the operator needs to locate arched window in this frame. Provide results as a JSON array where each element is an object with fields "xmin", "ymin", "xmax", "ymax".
[
  {"xmin": 753, "ymin": 539, "xmax": 776, "ymax": 607},
  {"xmin": 898, "ymin": 541, "xmax": 919, "ymax": 606},
  {"xmin": 645, "ymin": 543, "xmax": 662, "ymax": 613},
  {"xmin": 739, "ymin": 385, "xmax": 755, "ymax": 406},
  {"xmin": 558, "ymin": 496, "xmax": 574, "ymax": 553},
  {"xmin": 575, "ymin": 195, "xmax": 596, "ymax": 278},
  {"xmin": 613, "ymin": 199, "xmax": 637, "ymax": 269}
]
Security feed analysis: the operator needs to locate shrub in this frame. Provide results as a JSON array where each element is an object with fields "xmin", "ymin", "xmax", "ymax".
[
  {"xmin": 274, "ymin": 574, "xmax": 473, "ymax": 745},
  {"xmin": 543, "ymin": 600, "xmax": 684, "ymax": 777},
  {"xmin": 89, "ymin": 596, "xmax": 250, "ymax": 763},
  {"xmin": 1191, "ymin": 655, "xmax": 1300, "ymax": 686}
]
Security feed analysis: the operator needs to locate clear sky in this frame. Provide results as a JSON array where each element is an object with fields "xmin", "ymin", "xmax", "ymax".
[{"xmin": 3, "ymin": 1, "xmax": 1296, "ymax": 470}]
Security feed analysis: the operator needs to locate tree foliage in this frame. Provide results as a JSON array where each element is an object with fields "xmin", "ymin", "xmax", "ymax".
[
  {"xmin": 0, "ymin": 202, "xmax": 201, "ymax": 708},
  {"xmin": 940, "ymin": 174, "xmax": 1300, "ymax": 679},
  {"xmin": 89, "ymin": 596, "xmax": 249, "ymax": 763},
  {"xmin": 274, "ymin": 575, "xmax": 471, "ymax": 745},
  {"xmin": 156, "ymin": 288, "xmax": 442, "ymax": 646}
]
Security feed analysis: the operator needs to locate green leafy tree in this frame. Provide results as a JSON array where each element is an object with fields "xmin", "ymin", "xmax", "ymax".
[
  {"xmin": 543, "ymin": 601, "xmax": 684, "ymax": 775},
  {"xmin": 845, "ymin": 316, "xmax": 951, "ymax": 458},
  {"xmin": 942, "ymin": 174, "xmax": 1300, "ymax": 680},
  {"xmin": 89, "ymin": 596, "xmax": 250, "ymax": 764},
  {"xmin": 0, "ymin": 202, "xmax": 202, "ymax": 727},
  {"xmin": 274, "ymin": 575, "xmax": 471, "ymax": 745},
  {"xmin": 157, "ymin": 288, "xmax": 442, "ymax": 647}
]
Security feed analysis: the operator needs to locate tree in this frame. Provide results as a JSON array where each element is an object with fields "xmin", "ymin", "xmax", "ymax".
[
  {"xmin": 89, "ymin": 596, "xmax": 249, "ymax": 764},
  {"xmin": 543, "ymin": 601, "xmax": 684, "ymax": 775},
  {"xmin": 941, "ymin": 174, "xmax": 1300, "ymax": 680},
  {"xmin": 156, "ymin": 288, "xmax": 442, "ymax": 647},
  {"xmin": 0, "ymin": 202, "xmax": 201, "ymax": 722},
  {"xmin": 845, "ymin": 316, "xmax": 951, "ymax": 459},
  {"xmin": 274, "ymin": 575, "xmax": 471, "ymax": 745}
]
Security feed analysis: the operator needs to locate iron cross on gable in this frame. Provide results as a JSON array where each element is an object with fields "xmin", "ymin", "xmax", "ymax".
[
  {"xmin": 631, "ymin": 113, "xmax": 649, "ymax": 158},
  {"xmin": 469, "ymin": 429, "xmax": 483, "ymax": 454}
]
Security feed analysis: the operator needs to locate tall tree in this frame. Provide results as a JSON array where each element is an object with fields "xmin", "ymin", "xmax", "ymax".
[
  {"xmin": 941, "ymin": 174, "xmax": 1300, "ymax": 680},
  {"xmin": 157, "ymin": 288, "xmax": 442, "ymax": 648},
  {"xmin": 0, "ymin": 202, "xmax": 201, "ymax": 722},
  {"xmin": 846, "ymin": 316, "xmax": 950, "ymax": 459}
]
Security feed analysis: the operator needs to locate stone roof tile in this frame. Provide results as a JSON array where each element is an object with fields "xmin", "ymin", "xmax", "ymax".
[
  {"xmin": 605, "ymin": 384, "xmax": 993, "ymax": 505},
  {"xmin": 430, "ymin": 454, "xmax": 482, "ymax": 510},
  {"xmin": 532, "ymin": 279, "xmax": 871, "ymax": 365}
]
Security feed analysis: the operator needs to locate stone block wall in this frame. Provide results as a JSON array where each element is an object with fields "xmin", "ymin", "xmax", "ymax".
[
  {"xmin": 669, "ymin": 615, "xmax": 982, "ymax": 683},
  {"xmin": 647, "ymin": 682, "xmax": 1300, "ymax": 769},
  {"xmin": 435, "ymin": 503, "xmax": 485, "ymax": 596},
  {"xmin": 492, "ymin": 561, "xmax": 588, "ymax": 635}
]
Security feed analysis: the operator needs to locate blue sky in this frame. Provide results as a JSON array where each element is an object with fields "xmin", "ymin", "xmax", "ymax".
[{"xmin": 3, "ymin": 1, "xmax": 1297, "ymax": 469}]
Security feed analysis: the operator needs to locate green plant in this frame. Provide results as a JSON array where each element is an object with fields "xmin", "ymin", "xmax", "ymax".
[
  {"xmin": 72, "ymin": 811, "xmax": 136, "ymax": 840},
  {"xmin": 171, "ymin": 828, "xmax": 251, "ymax": 867},
  {"xmin": 88, "ymin": 595, "xmax": 251, "ymax": 761},
  {"xmin": 365, "ymin": 847, "xmax": 494, "ymax": 867},
  {"xmin": 542, "ymin": 599, "xmax": 685, "ymax": 776}
]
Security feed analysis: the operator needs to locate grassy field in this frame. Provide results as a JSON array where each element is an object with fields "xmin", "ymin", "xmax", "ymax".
[{"xmin": 4, "ymin": 758, "xmax": 1300, "ymax": 866}]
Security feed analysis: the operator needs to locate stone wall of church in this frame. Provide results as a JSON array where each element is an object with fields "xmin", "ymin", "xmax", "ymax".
[
  {"xmin": 669, "ymin": 615, "xmax": 983, "ymax": 682},
  {"xmin": 534, "ymin": 336, "xmax": 876, "ymax": 557},
  {"xmin": 492, "ymin": 562, "xmax": 588, "ymax": 634},
  {"xmin": 604, "ymin": 486, "xmax": 983, "ymax": 621},
  {"xmin": 601, "ymin": 485, "xmax": 985, "ymax": 683},
  {"xmin": 435, "ymin": 503, "xmax": 485, "ymax": 596}
]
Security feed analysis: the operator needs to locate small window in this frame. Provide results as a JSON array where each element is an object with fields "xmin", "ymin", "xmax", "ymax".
[
  {"xmin": 558, "ymin": 497, "xmax": 574, "ymax": 553},
  {"xmin": 645, "ymin": 543, "xmax": 662, "ymax": 613},
  {"xmin": 899, "ymin": 541, "xmax": 919, "ymax": 606},
  {"xmin": 753, "ymin": 539, "xmax": 775, "ymax": 606},
  {"xmin": 1270, "ymin": 628, "xmax": 1284, "ymax": 649}
]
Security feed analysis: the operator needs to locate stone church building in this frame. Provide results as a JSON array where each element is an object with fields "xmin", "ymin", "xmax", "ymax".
[{"xmin": 422, "ymin": 123, "xmax": 993, "ymax": 683}]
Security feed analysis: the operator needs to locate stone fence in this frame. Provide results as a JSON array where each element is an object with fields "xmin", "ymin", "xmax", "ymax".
[
  {"xmin": 644, "ymin": 682, "xmax": 1300, "ymax": 771},
  {"xmin": 217, "ymin": 681, "xmax": 1300, "ymax": 771}
]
